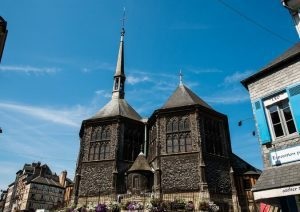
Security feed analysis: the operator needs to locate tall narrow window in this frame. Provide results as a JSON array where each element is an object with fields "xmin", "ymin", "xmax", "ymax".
[
  {"xmin": 89, "ymin": 145, "xmax": 95, "ymax": 161},
  {"xmin": 186, "ymin": 134, "xmax": 192, "ymax": 152},
  {"xmin": 173, "ymin": 135, "xmax": 179, "ymax": 153},
  {"xmin": 179, "ymin": 135, "xmax": 185, "ymax": 152},
  {"xmin": 94, "ymin": 144, "xmax": 99, "ymax": 160},
  {"xmin": 167, "ymin": 136, "xmax": 172, "ymax": 153}
]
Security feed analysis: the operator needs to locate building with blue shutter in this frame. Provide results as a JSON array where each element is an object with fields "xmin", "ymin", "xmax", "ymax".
[{"xmin": 242, "ymin": 43, "xmax": 300, "ymax": 211}]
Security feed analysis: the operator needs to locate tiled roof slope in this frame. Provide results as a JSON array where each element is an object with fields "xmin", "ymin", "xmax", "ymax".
[
  {"xmin": 88, "ymin": 98, "xmax": 142, "ymax": 121},
  {"xmin": 252, "ymin": 163, "xmax": 300, "ymax": 191},
  {"xmin": 128, "ymin": 152, "xmax": 153, "ymax": 173},
  {"xmin": 31, "ymin": 176, "xmax": 63, "ymax": 188},
  {"xmin": 231, "ymin": 153, "xmax": 261, "ymax": 175},
  {"xmin": 161, "ymin": 84, "xmax": 212, "ymax": 109}
]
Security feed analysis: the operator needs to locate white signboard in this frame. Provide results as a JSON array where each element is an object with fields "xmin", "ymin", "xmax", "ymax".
[
  {"xmin": 254, "ymin": 185, "xmax": 300, "ymax": 200},
  {"xmin": 270, "ymin": 145, "xmax": 300, "ymax": 165},
  {"xmin": 264, "ymin": 92, "xmax": 288, "ymax": 107}
]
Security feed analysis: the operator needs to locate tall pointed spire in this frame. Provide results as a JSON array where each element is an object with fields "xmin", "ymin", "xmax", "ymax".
[
  {"xmin": 112, "ymin": 8, "xmax": 126, "ymax": 99},
  {"xmin": 179, "ymin": 69, "xmax": 183, "ymax": 86}
]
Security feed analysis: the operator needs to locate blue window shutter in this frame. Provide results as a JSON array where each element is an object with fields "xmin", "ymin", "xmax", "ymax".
[
  {"xmin": 252, "ymin": 99, "xmax": 271, "ymax": 144},
  {"xmin": 287, "ymin": 84, "xmax": 300, "ymax": 134}
]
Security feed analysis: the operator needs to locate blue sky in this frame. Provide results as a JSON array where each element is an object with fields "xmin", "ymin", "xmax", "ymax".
[{"xmin": 0, "ymin": 0, "xmax": 298, "ymax": 189}]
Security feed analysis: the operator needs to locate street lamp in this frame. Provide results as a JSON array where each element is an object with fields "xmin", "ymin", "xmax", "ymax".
[{"xmin": 282, "ymin": 0, "xmax": 300, "ymax": 37}]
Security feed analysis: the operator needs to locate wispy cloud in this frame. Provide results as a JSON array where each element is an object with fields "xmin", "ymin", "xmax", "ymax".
[
  {"xmin": 0, "ymin": 102, "xmax": 88, "ymax": 127},
  {"xmin": 205, "ymin": 94, "xmax": 249, "ymax": 104},
  {"xmin": 0, "ymin": 65, "xmax": 60, "ymax": 74},
  {"xmin": 223, "ymin": 70, "xmax": 253, "ymax": 85},
  {"xmin": 82, "ymin": 62, "xmax": 115, "ymax": 73},
  {"xmin": 95, "ymin": 90, "xmax": 111, "ymax": 98},
  {"xmin": 127, "ymin": 75, "xmax": 151, "ymax": 85},
  {"xmin": 189, "ymin": 68, "xmax": 223, "ymax": 74}
]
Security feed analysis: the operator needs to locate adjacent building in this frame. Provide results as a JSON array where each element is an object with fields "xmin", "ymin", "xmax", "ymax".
[
  {"xmin": 3, "ymin": 162, "xmax": 73, "ymax": 212},
  {"xmin": 242, "ymin": 43, "xmax": 300, "ymax": 211},
  {"xmin": 73, "ymin": 26, "xmax": 260, "ymax": 211}
]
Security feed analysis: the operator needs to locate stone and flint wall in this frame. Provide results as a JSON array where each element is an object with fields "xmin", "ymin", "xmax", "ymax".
[{"xmin": 246, "ymin": 60, "xmax": 300, "ymax": 168}]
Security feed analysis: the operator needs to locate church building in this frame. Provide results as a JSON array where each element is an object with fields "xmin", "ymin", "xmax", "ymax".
[{"xmin": 73, "ymin": 26, "xmax": 259, "ymax": 211}]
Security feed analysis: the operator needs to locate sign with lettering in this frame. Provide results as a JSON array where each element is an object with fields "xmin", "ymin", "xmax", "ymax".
[
  {"xmin": 254, "ymin": 185, "xmax": 300, "ymax": 200},
  {"xmin": 264, "ymin": 92, "xmax": 288, "ymax": 107},
  {"xmin": 270, "ymin": 145, "xmax": 300, "ymax": 165}
]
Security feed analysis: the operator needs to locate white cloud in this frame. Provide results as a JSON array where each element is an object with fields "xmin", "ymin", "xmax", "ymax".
[
  {"xmin": 205, "ymin": 93, "xmax": 249, "ymax": 104},
  {"xmin": 224, "ymin": 70, "xmax": 253, "ymax": 84},
  {"xmin": 82, "ymin": 62, "xmax": 115, "ymax": 73},
  {"xmin": 0, "ymin": 102, "xmax": 88, "ymax": 127},
  {"xmin": 0, "ymin": 65, "xmax": 60, "ymax": 74},
  {"xmin": 189, "ymin": 68, "xmax": 223, "ymax": 74},
  {"xmin": 95, "ymin": 90, "xmax": 111, "ymax": 98},
  {"xmin": 127, "ymin": 75, "xmax": 151, "ymax": 85}
]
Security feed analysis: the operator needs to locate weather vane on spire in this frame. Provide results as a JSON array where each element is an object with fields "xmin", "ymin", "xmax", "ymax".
[
  {"xmin": 179, "ymin": 69, "xmax": 183, "ymax": 85},
  {"xmin": 121, "ymin": 7, "xmax": 126, "ymax": 35}
]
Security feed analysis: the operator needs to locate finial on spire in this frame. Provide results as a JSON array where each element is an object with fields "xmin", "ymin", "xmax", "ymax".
[
  {"xmin": 121, "ymin": 7, "xmax": 126, "ymax": 36},
  {"xmin": 179, "ymin": 69, "xmax": 183, "ymax": 85}
]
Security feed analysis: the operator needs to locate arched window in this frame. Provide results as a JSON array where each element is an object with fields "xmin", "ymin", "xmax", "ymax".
[
  {"xmin": 100, "ymin": 144, "xmax": 105, "ymax": 160},
  {"xmin": 91, "ymin": 129, "xmax": 97, "ymax": 141},
  {"xmin": 89, "ymin": 145, "xmax": 95, "ymax": 161},
  {"xmin": 96, "ymin": 128, "xmax": 101, "ymax": 141},
  {"xmin": 173, "ymin": 134, "xmax": 179, "ymax": 153},
  {"xmin": 184, "ymin": 118, "xmax": 190, "ymax": 130},
  {"xmin": 172, "ymin": 119, "xmax": 178, "ymax": 132},
  {"xmin": 186, "ymin": 134, "xmax": 192, "ymax": 152},
  {"xmin": 179, "ymin": 135, "xmax": 185, "ymax": 152},
  {"xmin": 94, "ymin": 144, "xmax": 100, "ymax": 160},
  {"xmin": 167, "ymin": 120, "xmax": 172, "ymax": 133},
  {"xmin": 179, "ymin": 119, "xmax": 184, "ymax": 131},
  {"xmin": 167, "ymin": 136, "xmax": 172, "ymax": 153}
]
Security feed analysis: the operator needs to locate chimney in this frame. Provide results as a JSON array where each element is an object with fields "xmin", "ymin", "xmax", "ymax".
[
  {"xmin": 59, "ymin": 170, "xmax": 67, "ymax": 187},
  {"xmin": 282, "ymin": 0, "xmax": 300, "ymax": 37}
]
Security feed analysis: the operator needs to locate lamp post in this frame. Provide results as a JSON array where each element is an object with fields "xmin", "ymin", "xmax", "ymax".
[{"xmin": 282, "ymin": 0, "xmax": 300, "ymax": 37}]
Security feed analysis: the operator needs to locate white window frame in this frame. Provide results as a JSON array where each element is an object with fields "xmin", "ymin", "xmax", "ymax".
[{"xmin": 264, "ymin": 92, "xmax": 297, "ymax": 141}]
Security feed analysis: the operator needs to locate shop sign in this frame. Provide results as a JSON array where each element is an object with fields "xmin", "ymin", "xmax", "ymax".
[
  {"xmin": 254, "ymin": 185, "xmax": 300, "ymax": 200},
  {"xmin": 270, "ymin": 145, "xmax": 300, "ymax": 166}
]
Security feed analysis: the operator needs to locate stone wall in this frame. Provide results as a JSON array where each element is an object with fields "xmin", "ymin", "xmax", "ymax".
[
  {"xmin": 160, "ymin": 153, "xmax": 200, "ymax": 192},
  {"xmin": 205, "ymin": 154, "xmax": 231, "ymax": 195},
  {"xmin": 79, "ymin": 161, "xmax": 114, "ymax": 196}
]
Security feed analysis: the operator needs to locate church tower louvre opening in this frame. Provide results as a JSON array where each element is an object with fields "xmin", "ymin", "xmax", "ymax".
[{"xmin": 72, "ymin": 23, "xmax": 260, "ymax": 212}]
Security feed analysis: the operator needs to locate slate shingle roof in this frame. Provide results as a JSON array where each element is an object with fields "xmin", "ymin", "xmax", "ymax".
[
  {"xmin": 230, "ymin": 153, "xmax": 261, "ymax": 175},
  {"xmin": 128, "ymin": 152, "xmax": 153, "ymax": 173},
  {"xmin": 31, "ymin": 176, "xmax": 63, "ymax": 188},
  {"xmin": 88, "ymin": 98, "xmax": 142, "ymax": 121},
  {"xmin": 161, "ymin": 84, "xmax": 212, "ymax": 109},
  {"xmin": 252, "ymin": 162, "xmax": 300, "ymax": 192}
]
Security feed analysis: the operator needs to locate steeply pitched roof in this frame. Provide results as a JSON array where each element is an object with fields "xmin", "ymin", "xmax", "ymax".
[
  {"xmin": 128, "ymin": 152, "xmax": 153, "ymax": 173},
  {"xmin": 161, "ymin": 84, "xmax": 212, "ymax": 109},
  {"xmin": 241, "ymin": 42, "xmax": 300, "ymax": 88},
  {"xmin": 88, "ymin": 98, "xmax": 142, "ymax": 121},
  {"xmin": 230, "ymin": 153, "xmax": 261, "ymax": 175},
  {"xmin": 30, "ymin": 176, "xmax": 63, "ymax": 188}
]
